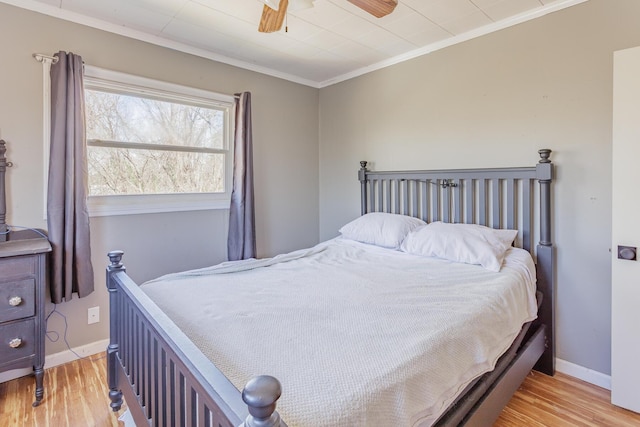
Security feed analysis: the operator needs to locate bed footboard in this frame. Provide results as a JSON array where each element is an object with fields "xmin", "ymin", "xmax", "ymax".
[{"xmin": 106, "ymin": 251, "xmax": 285, "ymax": 427}]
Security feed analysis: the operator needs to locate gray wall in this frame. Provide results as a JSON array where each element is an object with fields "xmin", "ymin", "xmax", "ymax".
[
  {"xmin": 319, "ymin": 0, "xmax": 640, "ymax": 376},
  {"xmin": 0, "ymin": 3, "xmax": 319, "ymax": 356}
]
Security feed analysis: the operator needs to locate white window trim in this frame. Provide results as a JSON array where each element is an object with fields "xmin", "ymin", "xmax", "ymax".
[
  {"xmin": 83, "ymin": 66, "xmax": 235, "ymax": 217},
  {"xmin": 88, "ymin": 194, "xmax": 231, "ymax": 217}
]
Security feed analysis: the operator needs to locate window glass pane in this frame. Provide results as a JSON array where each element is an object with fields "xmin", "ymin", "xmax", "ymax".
[
  {"xmin": 85, "ymin": 89, "xmax": 225, "ymax": 149},
  {"xmin": 88, "ymin": 146, "xmax": 225, "ymax": 195}
]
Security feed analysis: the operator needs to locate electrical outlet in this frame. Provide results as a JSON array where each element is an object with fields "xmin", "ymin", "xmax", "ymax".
[{"xmin": 88, "ymin": 306, "xmax": 100, "ymax": 324}]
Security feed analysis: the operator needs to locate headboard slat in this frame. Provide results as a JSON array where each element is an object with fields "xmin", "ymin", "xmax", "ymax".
[
  {"xmin": 443, "ymin": 182, "xmax": 451, "ymax": 223},
  {"xmin": 454, "ymin": 180, "xmax": 463, "ymax": 224},
  {"xmin": 393, "ymin": 180, "xmax": 398, "ymax": 214},
  {"xmin": 402, "ymin": 180, "xmax": 409, "ymax": 215},
  {"xmin": 492, "ymin": 179, "xmax": 501, "ymax": 229},
  {"xmin": 506, "ymin": 178, "xmax": 516, "ymax": 231},
  {"xmin": 479, "ymin": 179, "xmax": 487, "ymax": 227},
  {"xmin": 465, "ymin": 179, "xmax": 474, "ymax": 224},
  {"xmin": 421, "ymin": 183, "xmax": 428, "ymax": 222},
  {"xmin": 431, "ymin": 182, "xmax": 439, "ymax": 223},
  {"xmin": 412, "ymin": 182, "xmax": 419, "ymax": 218},
  {"xmin": 370, "ymin": 180, "xmax": 376, "ymax": 213},
  {"xmin": 522, "ymin": 178, "xmax": 532, "ymax": 252}
]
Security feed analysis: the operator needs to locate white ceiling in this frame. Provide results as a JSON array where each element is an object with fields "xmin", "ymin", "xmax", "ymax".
[{"xmin": 4, "ymin": 0, "xmax": 587, "ymax": 87}]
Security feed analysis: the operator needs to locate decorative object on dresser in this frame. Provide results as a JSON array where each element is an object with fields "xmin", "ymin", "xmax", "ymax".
[{"xmin": 0, "ymin": 139, "xmax": 13, "ymax": 243}]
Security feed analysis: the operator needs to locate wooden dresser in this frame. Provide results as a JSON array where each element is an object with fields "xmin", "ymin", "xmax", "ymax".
[{"xmin": 0, "ymin": 229, "xmax": 51, "ymax": 406}]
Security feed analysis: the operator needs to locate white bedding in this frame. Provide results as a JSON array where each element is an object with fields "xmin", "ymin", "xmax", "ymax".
[{"xmin": 142, "ymin": 238, "xmax": 537, "ymax": 427}]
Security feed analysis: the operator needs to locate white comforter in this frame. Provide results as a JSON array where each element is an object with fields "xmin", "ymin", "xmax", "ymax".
[{"xmin": 142, "ymin": 238, "xmax": 537, "ymax": 427}]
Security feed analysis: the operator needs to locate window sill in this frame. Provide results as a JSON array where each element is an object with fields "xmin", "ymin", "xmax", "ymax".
[{"xmin": 88, "ymin": 193, "xmax": 230, "ymax": 217}]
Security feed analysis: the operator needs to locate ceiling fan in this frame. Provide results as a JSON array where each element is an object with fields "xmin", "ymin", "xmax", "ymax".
[{"xmin": 258, "ymin": 0, "xmax": 398, "ymax": 33}]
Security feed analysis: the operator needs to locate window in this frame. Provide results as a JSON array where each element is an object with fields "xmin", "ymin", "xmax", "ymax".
[{"xmin": 83, "ymin": 66, "xmax": 234, "ymax": 216}]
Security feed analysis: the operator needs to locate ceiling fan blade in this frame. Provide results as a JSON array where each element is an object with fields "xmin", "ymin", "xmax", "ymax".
[
  {"xmin": 347, "ymin": 0, "xmax": 397, "ymax": 18},
  {"xmin": 259, "ymin": 0, "xmax": 289, "ymax": 33}
]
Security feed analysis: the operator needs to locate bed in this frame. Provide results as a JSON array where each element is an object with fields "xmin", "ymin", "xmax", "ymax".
[{"xmin": 106, "ymin": 149, "xmax": 555, "ymax": 427}]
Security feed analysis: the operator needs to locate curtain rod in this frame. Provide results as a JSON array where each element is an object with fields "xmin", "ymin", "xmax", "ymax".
[{"xmin": 33, "ymin": 53, "xmax": 59, "ymax": 64}]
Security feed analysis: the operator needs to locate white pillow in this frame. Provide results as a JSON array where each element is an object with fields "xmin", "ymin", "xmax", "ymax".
[
  {"xmin": 400, "ymin": 222, "xmax": 518, "ymax": 272},
  {"xmin": 339, "ymin": 213, "xmax": 426, "ymax": 249}
]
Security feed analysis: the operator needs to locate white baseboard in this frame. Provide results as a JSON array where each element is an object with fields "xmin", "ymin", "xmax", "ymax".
[
  {"xmin": 44, "ymin": 338, "xmax": 109, "ymax": 368},
  {"xmin": 0, "ymin": 339, "xmax": 109, "ymax": 384},
  {"xmin": 556, "ymin": 358, "xmax": 611, "ymax": 390}
]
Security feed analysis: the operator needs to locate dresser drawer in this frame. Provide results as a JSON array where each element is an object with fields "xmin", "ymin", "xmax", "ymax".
[
  {"xmin": 0, "ymin": 318, "xmax": 35, "ymax": 366},
  {"xmin": 0, "ymin": 279, "xmax": 35, "ymax": 323},
  {"xmin": 0, "ymin": 256, "xmax": 36, "ymax": 281}
]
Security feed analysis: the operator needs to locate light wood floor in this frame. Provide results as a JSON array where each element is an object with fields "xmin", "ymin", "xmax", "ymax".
[
  {"xmin": 495, "ymin": 370, "xmax": 640, "ymax": 427},
  {"xmin": 1, "ymin": 356, "xmax": 639, "ymax": 426},
  {"xmin": 0, "ymin": 354, "xmax": 124, "ymax": 427}
]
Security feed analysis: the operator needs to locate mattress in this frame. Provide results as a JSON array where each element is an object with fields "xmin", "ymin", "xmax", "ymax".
[{"xmin": 141, "ymin": 238, "xmax": 537, "ymax": 427}]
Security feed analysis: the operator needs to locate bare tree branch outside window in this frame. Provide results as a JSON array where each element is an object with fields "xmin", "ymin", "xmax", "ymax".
[{"xmin": 85, "ymin": 89, "xmax": 226, "ymax": 196}]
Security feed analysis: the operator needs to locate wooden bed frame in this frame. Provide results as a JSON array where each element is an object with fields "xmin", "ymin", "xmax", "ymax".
[{"xmin": 106, "ymin": 149, "xmax": 555, "ymax": 427}]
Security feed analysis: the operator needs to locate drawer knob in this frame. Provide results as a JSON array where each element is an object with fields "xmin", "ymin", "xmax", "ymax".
[
  {"xmin": 9, "ymin": 296, "xmax": 22, "ymax": 307},
  {"xmin": 9, "ymin": 338, "xmax": 22, "ymax": 348}
]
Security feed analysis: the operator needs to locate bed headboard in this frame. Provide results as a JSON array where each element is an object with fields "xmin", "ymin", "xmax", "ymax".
[{"xmin": 358, "ymin": 149, "xmax": 555, "ymax": 375}]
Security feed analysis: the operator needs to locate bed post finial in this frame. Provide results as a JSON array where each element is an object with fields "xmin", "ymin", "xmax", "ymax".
[
  {"xmin": 107, "ymin": 250, "xmax": 124, "ymax": 270},
  {"xmin": 241, "ymin": 375, "xmax": 283, "ymax": 427},
  {"xmin": 538, "ymin": 148, "xmax": 551, "ymax": 163}
]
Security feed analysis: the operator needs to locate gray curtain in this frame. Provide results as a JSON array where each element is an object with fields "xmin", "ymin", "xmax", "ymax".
[
  {"xmin": 47, "ymin": 51, "xmax": 94, "ymax": 303},
  {"xmin": 228, "ymin": 92, "xmax": 256, "ymax": 261}
]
